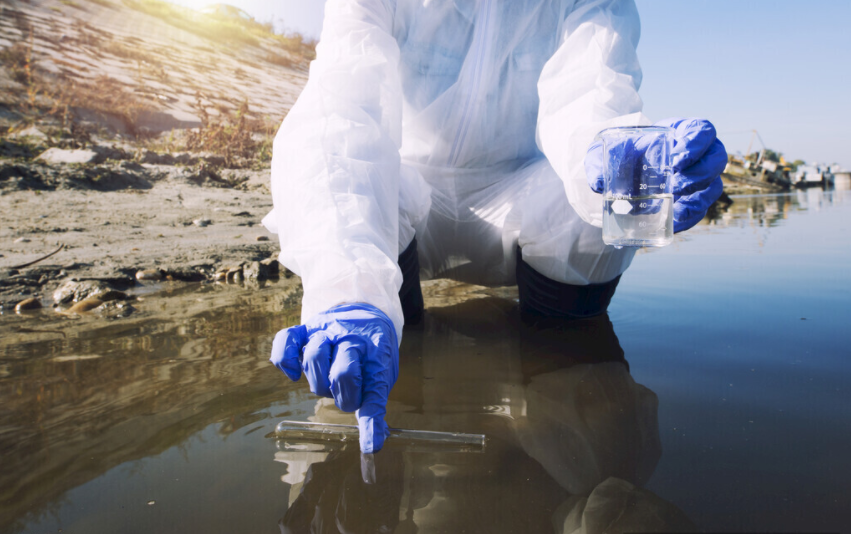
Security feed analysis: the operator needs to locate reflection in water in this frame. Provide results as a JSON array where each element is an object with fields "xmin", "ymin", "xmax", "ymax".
[
  {"xmin": 0, "ymin": 283, "xmax": 303, "ymax": 534},
  {"xmin": 278, "ymin": 447, "xmax": 407, "ymax": 534},
  {"xmin": 276, "ymin": 299, "xmax": 695, "ymax": 533},
  {"xmin": 703, "ymin": 186, "xmax": 848, "ymax": 229},
  {"xmin": 0, "ymin": 280, "xmax": 695, "ymax": 534}
]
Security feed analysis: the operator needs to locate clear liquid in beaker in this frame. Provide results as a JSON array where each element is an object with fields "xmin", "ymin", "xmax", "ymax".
[{"xmin": 603, "ymin": 194, "xmax": 673, "ymax": 247}]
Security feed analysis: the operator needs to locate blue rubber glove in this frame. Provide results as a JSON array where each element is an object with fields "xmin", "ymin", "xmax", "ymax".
[
  {"xmin": 270, "ymin": 303, "xmax": 399, "ymax": 453},
  {"xmin": 586, "ymin": 118, "xmax": 727, "ymax": 233}
]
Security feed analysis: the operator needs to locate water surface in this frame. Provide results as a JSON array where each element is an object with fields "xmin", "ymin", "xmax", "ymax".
[{"xmin": 1, "ymin": 186, "xmax": 849, "ymax": 533}]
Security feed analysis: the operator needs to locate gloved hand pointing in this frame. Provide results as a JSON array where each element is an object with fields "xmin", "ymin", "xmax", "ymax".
[
  {"xmin": 270, "ymin": 303, "xmax": 399, "ymax": 453},
  {"xmin": 586, "ymin": 118, "xmax": 727, "ymax": 233}
]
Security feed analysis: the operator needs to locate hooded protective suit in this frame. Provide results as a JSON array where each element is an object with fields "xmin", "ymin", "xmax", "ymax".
[{"xmin": 263, "ymin": 0, "xmax": 650, "ymax": 340}]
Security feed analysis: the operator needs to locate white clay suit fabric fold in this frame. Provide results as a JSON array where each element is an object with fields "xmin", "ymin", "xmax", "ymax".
[{"xmin": 264, "ymin": 0, "xmax": 650, "ymax": 339}]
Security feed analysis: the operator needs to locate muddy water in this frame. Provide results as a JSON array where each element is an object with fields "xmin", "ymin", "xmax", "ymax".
[{"xmin": 1, "ymin": 186, "xmax": 850, "ymax": 533}]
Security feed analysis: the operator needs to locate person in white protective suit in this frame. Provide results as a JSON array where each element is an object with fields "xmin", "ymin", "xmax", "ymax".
[{"xmin": 265, "ymin": 0, "xmax": 726, "ymax": 453}]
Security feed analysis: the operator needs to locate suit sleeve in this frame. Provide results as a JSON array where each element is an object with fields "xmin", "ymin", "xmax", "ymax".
[
  {"xmin": 263, "ymin": 0, "xmax": 405, "ymax": 341},
  {"xmin": 536, "ymin": 0, "xmax": 651, "ymax": 228}
]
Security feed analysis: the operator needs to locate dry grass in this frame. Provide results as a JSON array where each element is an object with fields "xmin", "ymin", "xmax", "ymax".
[
  {"xmin": 265, "ymin": 51, "xmax": 295, "ymax": 69},
  {"xmin": 52, "ymin": 76, "xmax": 157, "ymax": 136},
  {"xmin": 0, "ymin": 13, "xmax": 161, "ymax": 141},
  {"xmin": 0, "ymin": 0, "xmax": 293, "ymax": 160},
  {"xmin": 141, "ymin": 95, "xmax": 276, "ymax": 168},
  {"xmin": 101, "ymin": 39, "xmax": 159, "ymax": 64},
  {"xmin": 274, "ymin": 32, "xmax": 316, "ymax": 57},
  {"xmin": 122, "ymin": 0, "xmax": 260, "ymax": 47},
  {"xmin": 120, "ymin": 0, "xmax": 315, "ymax": 60},
  {"xmin": 1, "ymin": 48, "xmax": 155, "ymax": 141},
  {"xmin": 183, "ymin": 98, "xmax": 263, "ymax": 167},
  {"xmin": 0, "ymin": 35, "xmax": 40, "ymax": 111},
  {"xmin": 0, "ymin": 42, "xmax": 30, "ymax": 86},
  {"xmin": 70, "ymin": 20, "xmax": 105, "ymax": 47}
]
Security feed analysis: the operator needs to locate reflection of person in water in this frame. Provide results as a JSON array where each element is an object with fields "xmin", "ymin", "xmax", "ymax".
[
  {"xmin": 276, "ymin": 301, "xmax": 696, "ymax": 533},
  {"xmin": 279, "ymin": 447, "xmax": 407, "ymax": 534},
  {"xmin": 516, "ymin": 315, "xmax": 696, "ymax": 533}
]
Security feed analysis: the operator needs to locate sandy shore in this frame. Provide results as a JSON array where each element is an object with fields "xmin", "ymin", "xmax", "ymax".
[{"xmin": 0, "ymin": 160, "xmax": 286, "ymax": 310}]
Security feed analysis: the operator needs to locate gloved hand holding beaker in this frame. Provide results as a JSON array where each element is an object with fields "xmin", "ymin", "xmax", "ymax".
[
  {"xmin": 585, "ymin": 118, "xmax": 727, "ymax": 236},
  {"xmin": 270, "ymin": 303, "xmax": 399, "ymax": 453}
]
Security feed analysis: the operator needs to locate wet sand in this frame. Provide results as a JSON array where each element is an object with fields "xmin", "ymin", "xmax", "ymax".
[{"xmin": 0, "ymin": 169, "xmax": 279, "ymax": 309}]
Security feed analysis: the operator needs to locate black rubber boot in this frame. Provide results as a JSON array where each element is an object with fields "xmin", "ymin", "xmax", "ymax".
[
  {"xmin": 398, "ymin": 238, "xmax": 424, "ymax": 325},
  {"xmin": 516, "ymin": 246, "xmax": 621, "ymax": 319}
]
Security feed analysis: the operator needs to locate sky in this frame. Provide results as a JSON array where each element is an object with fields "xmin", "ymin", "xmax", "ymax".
[
  {"xmin": 635, "ymin": 0, "xmax": 851, "ymax": 168},
  {"xmin": 176, "ymin": 0, "xmax": 850, "ymax": 168}
]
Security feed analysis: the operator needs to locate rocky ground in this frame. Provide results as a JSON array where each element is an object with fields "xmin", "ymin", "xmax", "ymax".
[{"xmin": 0, "ymin": 136, "xmax": 290, "ymax": 313}]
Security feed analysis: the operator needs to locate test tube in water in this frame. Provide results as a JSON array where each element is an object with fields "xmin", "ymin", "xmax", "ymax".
[{"xmin": 272, "ymin": 420, "xmax": 486, "ymax": 453}]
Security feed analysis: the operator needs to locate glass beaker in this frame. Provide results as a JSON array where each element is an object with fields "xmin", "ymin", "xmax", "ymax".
[{"xmin": 597, "ymin": 126, "xmax": 674, "ymax": 247}]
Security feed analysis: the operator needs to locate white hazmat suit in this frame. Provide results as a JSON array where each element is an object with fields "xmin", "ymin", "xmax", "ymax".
[{"xmin": 263, "ymin": 0, "xmax": 650, "ymax": 340}]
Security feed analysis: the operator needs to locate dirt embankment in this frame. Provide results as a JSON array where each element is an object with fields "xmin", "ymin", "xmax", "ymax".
[{"xmin": 0, "ymin": 0, "xmax": 313, "ymax": 313}]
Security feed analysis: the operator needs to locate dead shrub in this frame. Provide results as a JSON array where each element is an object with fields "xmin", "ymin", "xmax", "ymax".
[
  {"xmin": 51, "ymin": 76, "xmax": 157, "ymax": 137},
  {"xmin": 0, "ymin": 43, "xmax": 30, "ymax": 85},
  {"xmin": 0, "ymin": 33, "xmax": 41, "ymax": 110},
  {"xmin": 101, "ymin": 39, "xmax": 159, "ymax": 64},
  {"xmin": 265, "ymin": 51, "xmax": 295, "ymax": 69},
  {"xmin": 184, "ymin": 97, "xmax": 257, "ymax": 168}
]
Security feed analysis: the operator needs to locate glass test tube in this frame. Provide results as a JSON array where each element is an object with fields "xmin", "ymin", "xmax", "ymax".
[{"xmin": 273, "ymin": 420, "xmax": 486, "ymax": 452}]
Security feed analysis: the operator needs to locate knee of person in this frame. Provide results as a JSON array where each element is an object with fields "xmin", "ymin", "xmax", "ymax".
[
  {"xmin": 516, "ymin": 246, "xmax": 622, "ymax": 319},
  {"xmin": 398, "ymin": 237, "xmax": 424, "ymax": 326}
]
